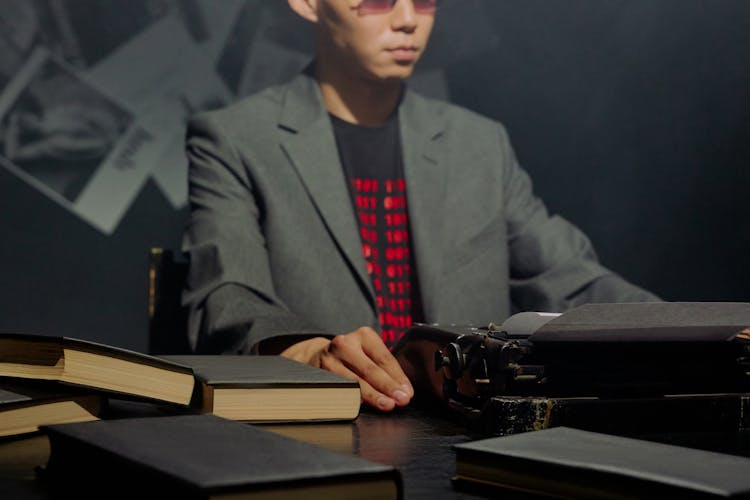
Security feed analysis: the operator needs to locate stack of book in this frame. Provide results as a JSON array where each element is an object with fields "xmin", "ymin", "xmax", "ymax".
[
  {"xmin": 1, "ymin": 333, "xmax": 404, "ymax": 498},
  {"xmin": 0, "ymin": 332, "xmax": 362, "ymax": 439}
]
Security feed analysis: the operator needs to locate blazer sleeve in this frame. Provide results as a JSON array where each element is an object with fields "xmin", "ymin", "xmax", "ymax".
[
  {"xmin": 497, "ymin": 124, "xmax": 660, "ymax": 312},
  {"xmin": 182, "ymin": 113, "xmax": 329, "ymax": 354}
]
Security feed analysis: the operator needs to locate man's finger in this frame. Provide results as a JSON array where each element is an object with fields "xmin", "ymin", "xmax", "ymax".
[
  {"xmin": 329, "ymin": 332, "xmax": 411, "ymax": 406},
  {"xmin": 319, "ymin": 350, "xmax": 397, "ymax": 411},
  {"xmin": 359, "ymin": 330, "xmax": 413, "ymax": 396}
]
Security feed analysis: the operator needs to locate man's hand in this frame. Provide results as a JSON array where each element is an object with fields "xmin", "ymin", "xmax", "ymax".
[{"xmin": 279, "ymin": 327, "xmax": 413, "ymax": 411}]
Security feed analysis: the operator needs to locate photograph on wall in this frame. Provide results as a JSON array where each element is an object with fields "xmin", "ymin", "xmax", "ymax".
[
  {"xmin": 216, "ymin": 0, "xmax": 313, "ymax": 98},
  {"xmin": 147, "ymin": 59, "xmax": 232, "ymax": 209},
  {"xmin": 0, "ymin": 1, "xmax": 44, "ymax": 91},
  {"xmin": 86, "ymin": 13, "xmax": 233, "ymax": 211},
  {"xmin": 24, "ymin": 0, "xmax": 171, "ymax": 69},
  {"xmin": 0, "ymin": 47, "xmax": 159, "ymax": 234}
]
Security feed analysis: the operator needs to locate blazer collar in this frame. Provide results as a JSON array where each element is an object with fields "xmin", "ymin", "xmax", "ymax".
[
  {"xmin": 398, "ymin": 89, "xmax": 446, "ymax": 322},
  {"xmin": 278, "ymin": 70, "xmax": 447, "ymax": 321},
  {"xmin": 277, "ymin": 67, "xmax": 327, "ymax": 133}
]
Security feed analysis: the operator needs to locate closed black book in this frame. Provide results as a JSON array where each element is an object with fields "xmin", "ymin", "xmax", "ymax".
[
  {"xmin": 0, "ymin": 333, "xmax": 195, "ymax": 405},
  {"xmin": 0, "ymin": 381, "xmax": 102, "ymax": 438},
  {"xmin": 40, "ymin": 414, "xmax": 401, "ymax": 499},
  {"xmin": 160, "ymin": 355, "xmax": 361, "ymax": 422},
  {"xmin": 453, "ymin": 426, "xmax": 750, "ymax": 499}
]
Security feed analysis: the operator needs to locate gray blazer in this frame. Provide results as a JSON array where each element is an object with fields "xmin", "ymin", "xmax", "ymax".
[{"xmin": 183, "ymin": 70, "xmax": 657, "ymax": 354}]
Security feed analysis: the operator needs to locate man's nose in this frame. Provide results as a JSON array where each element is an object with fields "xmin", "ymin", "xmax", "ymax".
[{"xmin": 391, "ymin": 0, "xmax": 418, "ymax": 33}]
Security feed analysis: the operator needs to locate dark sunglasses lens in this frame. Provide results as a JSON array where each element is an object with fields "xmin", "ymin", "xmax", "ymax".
[
  {"xmin": 358, "ymin": 0, "xmax": 395, "ymax": 14},
  {"xmin": 414, "ymin": 0, "xmax": 437, "ymax": 13},
  {"xmin": 358, "ymin": 0, "xmax": 437, "ymax": 15}
]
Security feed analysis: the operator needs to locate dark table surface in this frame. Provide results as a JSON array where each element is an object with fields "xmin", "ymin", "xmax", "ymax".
[
  {"xmin": 0, "ymin": 399, "xmax": 490, "ymax": 499},
  {"xmin": 3, "ymin": 398, "xmax": 750, "ymax": 499}
]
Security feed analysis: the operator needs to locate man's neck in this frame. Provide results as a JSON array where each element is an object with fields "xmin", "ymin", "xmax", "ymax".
[{"xmin": 316, "ymin": 61, "xmax": 403, "ymax": 127}]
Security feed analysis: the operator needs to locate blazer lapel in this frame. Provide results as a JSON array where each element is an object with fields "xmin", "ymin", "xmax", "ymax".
[
  {"xmin": 399, "ymin": 90, "xmax": 446, "ymax": 321},
  {"xmin": 278, "ymin": 74, "xmax": 376, "ymax": 311}
]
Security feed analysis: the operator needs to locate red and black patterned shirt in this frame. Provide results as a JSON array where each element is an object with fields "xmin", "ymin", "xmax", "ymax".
[{"xmin": 331, "ymin": 113, "xmax": 423, "ymax": 349}]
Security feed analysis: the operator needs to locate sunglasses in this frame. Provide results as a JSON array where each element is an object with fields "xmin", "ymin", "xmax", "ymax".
[{"xmin": 356, "ymin": 0, "xmax": 437, "ymax": 15}]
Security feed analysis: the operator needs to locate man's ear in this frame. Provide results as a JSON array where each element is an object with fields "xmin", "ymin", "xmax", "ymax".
[{"xmin": 288, "ymin": 0, "xmax": 319, "ymax": 23}]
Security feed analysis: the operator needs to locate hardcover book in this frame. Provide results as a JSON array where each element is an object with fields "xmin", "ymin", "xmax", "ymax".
[
  {"xmin": 161, "ymin": 355, "xmax": 361, "ymax": 422},
  {"xmin": 0, "ymin": 333, "xmax": 195, "ymax": 405},
  {"xmin": 40, "ymin": 414, "xmax": 402, "ymax": 499},
  {"xmin": 453, "ymin": 426, "xmax": 750, "ymax": 499},
  {"xmin": 0, "ymin": 381, "xmax": 102, "ymax": 438}
]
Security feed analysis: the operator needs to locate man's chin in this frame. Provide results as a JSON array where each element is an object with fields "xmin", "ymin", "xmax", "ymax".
[{"xmin": 370, "ymin": 65, "xmax": 417, "ymax": 83}]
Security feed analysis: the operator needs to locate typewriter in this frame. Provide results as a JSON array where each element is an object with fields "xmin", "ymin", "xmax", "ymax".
[{"xmin": 392, "ymin": 302, "xmax": 750, "ymax": 435}]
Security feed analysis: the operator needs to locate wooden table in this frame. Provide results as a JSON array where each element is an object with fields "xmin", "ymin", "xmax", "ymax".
[
  {"xmin": 0, "ymin": 400, "xmax": 486, "ymax": 499},
  {"xmin": 2, "ymin": 399, "xmax": 750, "ymax": 499}
]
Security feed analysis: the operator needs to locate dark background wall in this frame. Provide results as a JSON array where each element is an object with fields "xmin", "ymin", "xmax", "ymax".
[{"xmin": 0, "ymin": 0, "xmax": 748, "ymax": 352}]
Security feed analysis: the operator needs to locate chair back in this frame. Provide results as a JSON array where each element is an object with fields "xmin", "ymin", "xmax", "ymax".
[{"xmin": 148, "ymin": 247, "xmax": 191, "ymax": 354}]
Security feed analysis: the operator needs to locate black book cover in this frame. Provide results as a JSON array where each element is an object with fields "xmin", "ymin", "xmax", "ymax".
[
  {"xmin": 454, "ymin": 426, "xmax": 750, "ymax": 499},
  {"xmin": 0, "ymin": 380, "xmax": 103, "ymax": 438},
  {"xmin": 0, "ymin": 380, "xmax": 91, "ymax": 406},
  {"xmin": 0, "ymin": 333, "xmax": 194, "ymax": 374},
  {"xmin": 159, "ymin": 355, "xmax": 361, "ymax": 422},
  {"xmin": 40, "ymin": 414, "xmax": 401, "ymax": 499},
  {"xmin": 0, "ymin": 333, "xmax": 196, "ymax": 405},
  {"xmin": 159, "ymin": 355, "xmax": 359, "ymax": 388}
]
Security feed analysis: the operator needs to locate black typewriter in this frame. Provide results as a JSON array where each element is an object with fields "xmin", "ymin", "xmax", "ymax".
[{"xmin": 392, "ymin": 302, "xmax": 750, "ymax": 435}]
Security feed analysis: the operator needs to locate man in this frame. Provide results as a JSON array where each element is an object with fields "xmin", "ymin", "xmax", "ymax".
[{"xmin": 183, "ymin": 0, "xmax": 658, "ymax": 412}]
